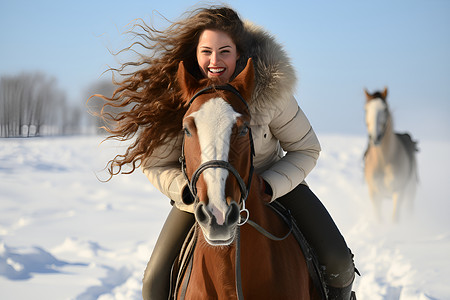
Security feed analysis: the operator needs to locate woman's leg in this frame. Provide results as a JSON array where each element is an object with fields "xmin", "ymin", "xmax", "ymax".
[
  {"xmin": 277, "ymin": 184, "xmax": 355, "ymax": 298},
  {"xmin": 142, "ymin": 206, "xmax": 195, "ymax": 300}
]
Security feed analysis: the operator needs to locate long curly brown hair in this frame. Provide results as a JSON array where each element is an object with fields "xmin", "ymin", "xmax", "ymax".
[{"xmin": 96, "ymin": 5, "xmax": 247, "ymax": 179}]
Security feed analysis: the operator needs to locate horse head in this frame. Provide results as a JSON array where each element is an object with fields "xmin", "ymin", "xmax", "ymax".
[
  {"xmin": 364, "ymin": 87, "xmax": 390, "ymax": 145},
  {"xmin": 177, "ymin": 58, "xmax": 255, "ymax": 246}
]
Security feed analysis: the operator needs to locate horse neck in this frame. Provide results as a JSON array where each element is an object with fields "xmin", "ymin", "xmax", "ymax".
[
  {"xmin": 245, "ymin": 173, "xmax": 286, "ymax": 235},
  {"xmin": 246, "ymin": 174, "xmax": 270, "ymax": 226},
  {"xmin": 378, "ymin": 113, "xmax": 398, "ymax": 158}
]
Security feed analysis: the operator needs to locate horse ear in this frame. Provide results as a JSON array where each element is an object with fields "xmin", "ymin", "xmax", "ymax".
[
  {"xmin": 382, "ymin": 87, "xmax": 388, "ymax": 101},
  {"xmin": 230, "ymin": 58, "xmax": 255, "ymax": 103},
  {"xmin": 177, "ymin": 61, "xmax": 200, "ymax": 103},
  {"xmin": 364, "ymin": 88, "xmax": 371, "ymax": 102}
]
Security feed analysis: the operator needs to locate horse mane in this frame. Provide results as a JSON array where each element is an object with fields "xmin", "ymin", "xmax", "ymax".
[{"xmin": 370, "ymin": 91, "xmax": 386, "ymax": 101}]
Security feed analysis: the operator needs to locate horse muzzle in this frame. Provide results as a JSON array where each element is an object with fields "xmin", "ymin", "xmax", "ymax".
[{"xmin": 195, "ymin": 201, "xmax": 240, "ymax": 246}]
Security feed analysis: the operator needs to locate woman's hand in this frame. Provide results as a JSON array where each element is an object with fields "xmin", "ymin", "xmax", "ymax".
[{"xmin": 258, "ymin": 176, "xmax": 273, "ymax": 203}]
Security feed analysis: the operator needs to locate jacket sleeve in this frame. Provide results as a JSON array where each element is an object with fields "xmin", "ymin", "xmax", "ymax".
[
  {"xmin": 260, "ymin": 96, "xmax": 321, "ymax": 201},
  {"xmin": 141, "ymin": 134, "xmax": 194, "ymax": 213}
]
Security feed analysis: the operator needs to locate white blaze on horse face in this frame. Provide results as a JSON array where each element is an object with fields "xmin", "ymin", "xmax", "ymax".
[
  {"xmin": 365, "ymin": 98, "xmax": 388, "ymax": 144},
  {"xmin": 190, "ymin": 97, "xmax": 241, "ymax": 225}
]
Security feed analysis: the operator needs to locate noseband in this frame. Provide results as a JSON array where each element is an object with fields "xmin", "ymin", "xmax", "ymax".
[{"xmin": 179, "ymin": 84, "xmax": 255, "ymax": 225}]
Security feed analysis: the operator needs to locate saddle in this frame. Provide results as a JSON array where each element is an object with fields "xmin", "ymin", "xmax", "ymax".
[{"xmin": 169, "ymin": 201, "xmax": 328, "ymax": 299}]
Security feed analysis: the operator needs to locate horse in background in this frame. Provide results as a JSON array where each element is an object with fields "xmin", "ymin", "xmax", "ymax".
[
  {"xmin": 172, "ymin": 59, "xmax": 324, "ymax": 299},
  {"xmin": 363, "ymin": 87, "xmax": 419, "ymax": 222}
]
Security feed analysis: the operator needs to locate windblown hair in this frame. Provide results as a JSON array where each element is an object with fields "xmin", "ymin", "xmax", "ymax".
[{"xmin": 96, "ymin": 6, "xmax": 247, "ymax": 179}]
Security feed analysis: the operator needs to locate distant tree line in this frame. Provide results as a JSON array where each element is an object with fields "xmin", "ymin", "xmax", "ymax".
[
  {"xmin": 84, "ymin": 79, "xmax": 119, "ymax": 135},
  {"xmin": 0, "ymin": 71, "xmax": 116, "ymax": 138}
]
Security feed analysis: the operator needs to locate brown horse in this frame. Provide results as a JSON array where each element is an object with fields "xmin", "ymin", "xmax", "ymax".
[
  {"xmin": 173, "ymin": 59, "xmax": 323, "ymax": 299},
  {"xmin": 364, "ymin": 88, "xmax": 418, "ymax": 222}
]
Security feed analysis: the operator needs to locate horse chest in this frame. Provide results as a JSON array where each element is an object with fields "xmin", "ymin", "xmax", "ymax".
[
  {"xmin": 365, "ymin": 148, "xmax": 410, "ymax": 196},
  {"xmin": 365, "ymin": 150, "xmax": 397, "ymax": 190},
  {"xmin": 184, "ymin": 243, "xmax": 238, "ymax": 300}
]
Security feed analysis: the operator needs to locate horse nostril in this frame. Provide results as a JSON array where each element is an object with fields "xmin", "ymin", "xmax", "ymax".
[
  {"xmin": 195, "ymin": 203, "xmax": 208, "ymax": 224},
  {"xmin": 226, "ymin": 202, "xmax": 240, "ymax": 225}
]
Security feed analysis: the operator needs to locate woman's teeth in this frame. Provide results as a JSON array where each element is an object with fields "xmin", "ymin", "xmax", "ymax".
[{"xmin": 209, "ymin": 68, "xmax": 225, "ymax": 74}]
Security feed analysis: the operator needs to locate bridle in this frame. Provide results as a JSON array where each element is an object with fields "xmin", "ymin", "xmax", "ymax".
[
  {"xmin": 376, "ymin": 107, "xmax": 389, "ymax": 142},
  {"xmin": 179, "ymin": 84, "xmax": 255, "ymax": 225}
]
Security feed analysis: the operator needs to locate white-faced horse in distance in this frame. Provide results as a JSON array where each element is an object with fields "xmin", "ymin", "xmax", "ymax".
[{"xmin": 363, "ymin": 87, "xmax": 418, "ymax": 222}]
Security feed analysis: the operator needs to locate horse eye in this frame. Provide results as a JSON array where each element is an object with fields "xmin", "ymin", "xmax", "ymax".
[
  {"xmin": 239, "ymin": 125, "xmax": 249, "ymax": 136},
  {"xmin": 184, "ymin": 127, "xmax": 192, "ymax": 137}
]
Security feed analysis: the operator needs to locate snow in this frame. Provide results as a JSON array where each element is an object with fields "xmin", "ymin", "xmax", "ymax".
[{"xmin": 1, "ymin": 134, "xmax": 449, "ymax": 299}]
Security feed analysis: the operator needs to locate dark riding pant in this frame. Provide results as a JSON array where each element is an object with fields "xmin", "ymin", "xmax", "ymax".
[
  {"xmin": 142, "ymin": 183, "xmax": 355, "ymax": 300},
  {"xmin": 277, "ymin": 184, "xmax": 355, "ymax": 288},
  {"xmin": 142, "ymin": 207, "xmax": 195, "ymax": 300}
]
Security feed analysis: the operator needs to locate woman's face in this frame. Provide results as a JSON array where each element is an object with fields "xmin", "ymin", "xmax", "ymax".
[{"xmin": 196, "ymin": 29, "xmax": 239, "ymax": 84}]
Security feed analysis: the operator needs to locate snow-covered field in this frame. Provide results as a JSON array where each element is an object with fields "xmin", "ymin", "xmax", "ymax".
[{"xmin": 1, "ymin": 134, "xmax": 449, "ymax": 299}]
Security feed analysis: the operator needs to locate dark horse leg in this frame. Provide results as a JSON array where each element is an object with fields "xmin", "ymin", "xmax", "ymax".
[
  {"xmin": 142, "ymin": 206, "xmax": 195, "ymax": 300},
  {"xmin": 278, "ymin": 184, "xmax": 356, "ymax": 299}
]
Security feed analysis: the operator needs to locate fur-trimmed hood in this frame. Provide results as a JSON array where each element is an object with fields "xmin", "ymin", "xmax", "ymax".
[{"xmin": 235, "ymin": 21, "xmax": 297, "ymax": 110}]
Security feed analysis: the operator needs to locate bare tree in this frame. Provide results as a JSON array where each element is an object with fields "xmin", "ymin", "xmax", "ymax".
[
  {"xmin": 0, "ymin": 72, "xmax": 81, "ymax": 137},
  {"xmin": 84, "ymin": 79, "xmax": 117, "ymax": 135}
]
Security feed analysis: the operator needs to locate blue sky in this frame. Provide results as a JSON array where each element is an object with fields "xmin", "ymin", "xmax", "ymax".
[{"xmin": 1, "ymin": 0, "xmax": 449, "ymax": 140}]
